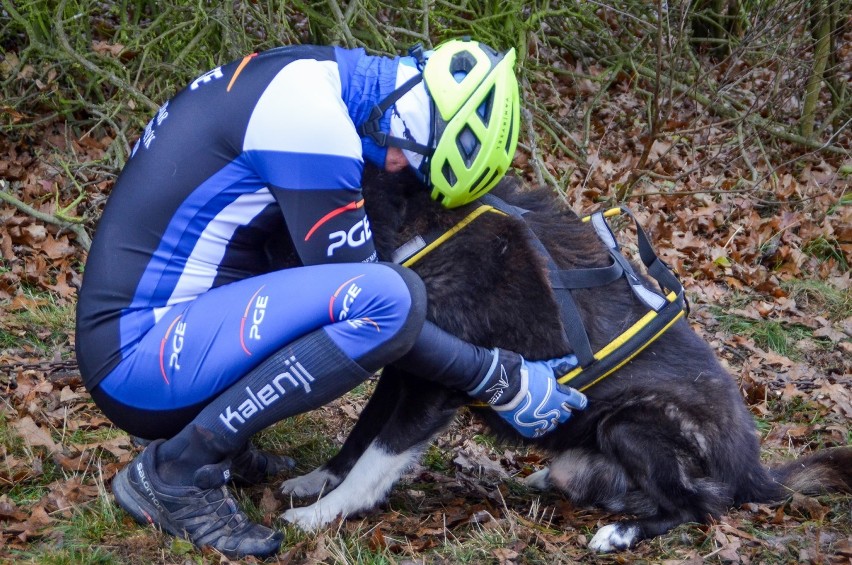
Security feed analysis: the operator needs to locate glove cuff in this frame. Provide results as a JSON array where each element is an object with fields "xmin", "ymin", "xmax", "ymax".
[{"xmin": 493, "ymin": 364, "xmax": 529, "ymax": 412}]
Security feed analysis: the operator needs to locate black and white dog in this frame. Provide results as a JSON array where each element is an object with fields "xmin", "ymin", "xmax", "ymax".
[{"xmin": 279, "ymin": 167, "xmax": 851, "ymax": 551}]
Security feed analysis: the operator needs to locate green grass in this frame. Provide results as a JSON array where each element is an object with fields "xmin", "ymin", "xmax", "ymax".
[
  {"xmin": 64, "ymin": 426, "xmax": 127, "ymax": 447},
  {"xmin": 802, "ymin": 236, "xmax": 849, "ymax": 271},
  {"xmin": 0, "ymin": 287, "xmax": 76, "ymax": 355},
  {"xmin": 12, "ymin": 491, "xmax": 134, "ymax": 564},
  {"xmin": 708, "ymin": 277, "xmax": 850, "ymax": 358},
  {"xmin": 713, "ymin": 310, "xmax": 811, "ymax": 357},
  {"xmin": 255, "ymin": 413, "xmax": 340, "ymax": 472},
  {"xmin": 423, "ymin": 443, "xmax": 451, "ymax": 472},
  {"xmin": 0, "ymin": 411, "xmax": 25, "ymax": 454},
  {"xmin": 17, "ymin": 546, "xmax": 121, "ymax": 565},
  {"xmin": 781, "ymin": 278, "xmax": 850, "ymax": 321}
]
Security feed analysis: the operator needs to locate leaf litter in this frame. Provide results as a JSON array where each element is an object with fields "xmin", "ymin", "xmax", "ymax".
[{"xmin": 1, "ymin": 30, "xmax": 851, "ymax": 565}]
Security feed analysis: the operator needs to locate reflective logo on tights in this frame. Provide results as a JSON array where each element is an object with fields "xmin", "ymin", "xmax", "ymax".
[
  {"xmin": 327, "ymin": 216, "xmax": 372, "ymax": 257},
  {"xmin": 218, "ymin": 354, "xmax": 315, "ymax": 433},
  {"xmin": 240, "ymin": 285, "xmax": 268, "ymax": 355},
  {"xmin": 159, "ymin": 315, "xmax": 187, "ymax": 385},
  {"xmin": 328, "ymin": 275, "xmax": 380, "ymax": 332}
]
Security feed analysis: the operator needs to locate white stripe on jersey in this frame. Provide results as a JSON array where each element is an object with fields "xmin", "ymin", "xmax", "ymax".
[
  {"xmin": 152, "ymin": 305, "xmax": 172, "ymax": 324},
  {"xmin": 244, "ymin": 60, "xmax": 362, "ymax": 161},
  {"xmin": 165, "ymin": 188, "xmax": 275, "ymax": 307}
]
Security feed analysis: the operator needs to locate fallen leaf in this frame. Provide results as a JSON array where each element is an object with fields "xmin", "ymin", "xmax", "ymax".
[
  {"xmin": 40, "ymin": 235, "xmax": 76, "ymax": 259},
  {"xmin": 790, "ymin": 493, "xmax": 829, "ymax": 521},
  {"xmin": 259, "ymin": 487, "xmax": 280, "ymax": 514},
  {"xmin": 12, "ymin": 416, "xmax": 57, "ymax": 452},
  {"xmin": 59, "ymin": 386, "xmax": 83, "ymax": 404},
  {"xmin": 91, "ymin": 40, "xmax": 125, "ymax": 57},
  {"xmin": 0, "ymin": 496, "xmax": 26, "ymax": 521},
  {"xmin": 812, "ymin": 325, "xmax": 847, "ymax": 342}
]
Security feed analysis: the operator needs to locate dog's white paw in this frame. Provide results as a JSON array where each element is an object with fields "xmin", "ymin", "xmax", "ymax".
[
  {"xmin": 522, "ymin": 468, "xmax": 550, "ymax": 490},
  {"xmin": 588, "ymin": 523, "xmax": 639, "ymax": 552},
  {"xmin": 281, "ymin": 501, "xmax": 342, "ymax": 531},
  {"xmin": 280, "ymin": 467, "xmax": 339, "ymax": 498}
]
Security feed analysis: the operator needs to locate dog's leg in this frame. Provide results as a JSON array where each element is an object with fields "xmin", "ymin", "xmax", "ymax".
[
  {"xmin": 282, "ymin": 373, "xmax": 461, "ymax": 530},
  {"xmin": 526, "ymin": 448, "xmax": 642, "ymax": 513},
  {"xmin": 583, "ymin": 405, "xmax": 732, "ymax": 552},
  {"xmin": 282, "ymin": 438, "xmax": 429, "ymax": 530},
  {"xmin": 281, "ymin": 369, "xmax": 406, "ymax": 498}
]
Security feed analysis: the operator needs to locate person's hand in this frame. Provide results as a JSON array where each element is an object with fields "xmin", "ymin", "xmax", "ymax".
[{"xmin": 493, "ymin": 354, "xmax": 587, "ymax": 438}]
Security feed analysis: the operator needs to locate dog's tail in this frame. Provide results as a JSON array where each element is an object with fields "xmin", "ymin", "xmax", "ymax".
[{"xmin": 763, "ymin": 446, "xmax": 852, "ymax": 501}]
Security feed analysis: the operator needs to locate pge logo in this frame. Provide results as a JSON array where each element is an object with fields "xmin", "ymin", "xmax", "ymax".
[
  {"xmin": 337, "ymin": 282, "xmax": 362, "ymax": 321},
  {"xmin": 327, "ymin": 216, "xmax": 372, "ymax": 257},
  {"xmin": 159, "ymin": 316, "xmax": 188, "ymax": 384},
  {"xmin": 346, "ymin": 317, "xmax": 380, "ymax": 331},
  {"xmin": 190, "ymin": 67, "xmax": 224, "ymax": 90},
  {"xmin": 240, "ymin": 286, "xmax": 268, "ymax": 355}
]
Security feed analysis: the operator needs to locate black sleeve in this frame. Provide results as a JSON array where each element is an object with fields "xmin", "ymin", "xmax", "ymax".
[{"xmin": 271, "ymin": 186, "xmax": 378, "ymax": 265}]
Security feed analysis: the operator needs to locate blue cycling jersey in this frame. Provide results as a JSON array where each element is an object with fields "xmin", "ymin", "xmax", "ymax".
[{"xmin": 76, "ymin": 45, "xmax": 403, "ymax": 391}]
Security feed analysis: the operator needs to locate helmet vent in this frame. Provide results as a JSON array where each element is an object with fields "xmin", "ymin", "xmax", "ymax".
[
  {"xmin": 504, "ymin": 103, "xmax": 515, "ymax": 154},
  {"xmin": 456, "ymin": 125, "xmax": 480, "ymax": 166},
  {"xmin": 449, "ymin": 51, "xmax": 477, "ymax": 82},
  {"xmin": 441, "ymin": 161, "xmax": 457, "ymax": 187},
  {"xmin": 477, "ymin": 85, "xmax": 495, "ymax": 126},
  {"xmin": 470, "ymin": 167, "xmax": 497, "ymax": 194}
]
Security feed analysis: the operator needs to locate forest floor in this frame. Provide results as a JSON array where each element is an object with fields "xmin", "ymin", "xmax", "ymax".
[{"xmin": 1, "ymin": 8, "xmax": 851, "ymax": 563}]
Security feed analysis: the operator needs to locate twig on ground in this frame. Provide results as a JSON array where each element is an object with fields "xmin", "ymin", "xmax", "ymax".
[
  {"xmin": 0, "ymin": 180, "xmax": 92, "ymax": 251},
  {"xmin": 327, "ymin": 0, "xmax": 357, "ymax": 47}
]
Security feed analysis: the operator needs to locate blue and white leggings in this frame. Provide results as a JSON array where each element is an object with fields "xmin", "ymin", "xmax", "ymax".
[{"xmin": 91, "ymin": 262, "xmax": 426, "ymax": 438}]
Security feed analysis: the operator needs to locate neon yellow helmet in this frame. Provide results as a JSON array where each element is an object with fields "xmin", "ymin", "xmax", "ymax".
[
  {"xmin": 422, "ymin": 39, "xmax": 520, "ymax": 208},
  {"xmin": 357, "ymin": 39, "xmax": 520, "ymax": 208}
]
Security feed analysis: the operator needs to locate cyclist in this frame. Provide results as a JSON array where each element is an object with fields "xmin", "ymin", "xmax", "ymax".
[{"xmin": 76, "ymin": 39, "xmax": 586, "ymax": 558}]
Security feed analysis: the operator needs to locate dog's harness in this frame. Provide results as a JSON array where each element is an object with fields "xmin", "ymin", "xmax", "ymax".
[{"xmin": 391, "ymin": 195, "xmax": 688, "ymax": 392}]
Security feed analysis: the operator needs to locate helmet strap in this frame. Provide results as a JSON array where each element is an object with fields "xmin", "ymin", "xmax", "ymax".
[
  {"xmin": 408, "ymin": 43, "xmax": 428, "ymax": 71},
  {"xmin": 357, "ymin": 74, "xmax": 434, "ymax": 157}
]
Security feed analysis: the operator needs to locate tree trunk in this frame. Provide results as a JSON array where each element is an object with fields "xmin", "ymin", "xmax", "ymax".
[{"xmin": 800, "ymin": 0, "xmax": 831, "ymax": 139}]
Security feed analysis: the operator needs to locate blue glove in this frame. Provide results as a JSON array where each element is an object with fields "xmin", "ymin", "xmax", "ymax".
[{"xmin": 493, "ymin": 354, "xmax": 587, "ymax": 438}]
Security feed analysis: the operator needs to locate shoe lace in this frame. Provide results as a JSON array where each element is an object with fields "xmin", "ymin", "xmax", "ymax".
[{"xmin": 173, "ymin": 485, "xmax": 257, "ymax": 541}]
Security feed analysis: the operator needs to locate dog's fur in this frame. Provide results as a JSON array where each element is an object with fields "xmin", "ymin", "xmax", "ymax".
[{"xmin": 280, "ymin": 167, "xmax": 851, "ymax": 551}]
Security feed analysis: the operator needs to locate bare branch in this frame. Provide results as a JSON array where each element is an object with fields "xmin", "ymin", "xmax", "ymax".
[{"xmin": 0, "ymin": 181, "xmax": 92, "ymax": 251}]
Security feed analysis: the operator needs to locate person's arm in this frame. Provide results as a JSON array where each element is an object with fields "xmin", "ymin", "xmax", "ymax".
[
  {"xmin": 397, "ymin": 320, "xmax": 587, "ymax": 438},
  {"xmin": 270, "ymin": 186, "xmax": 377, "ymax": 265},
  {"xmin": 241, "ymin": 55, "xmax": 373, "ymax": 265}
]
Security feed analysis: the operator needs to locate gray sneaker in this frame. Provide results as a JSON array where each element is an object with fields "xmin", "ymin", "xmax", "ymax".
[{"xmin": 112, "ymin": 439, "xmax": 282, "ymax": 559}]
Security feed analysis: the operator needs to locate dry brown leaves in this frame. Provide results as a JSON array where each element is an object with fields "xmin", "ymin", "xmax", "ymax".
[
  {"xmin": 0, "ymin": 367, "xmax": 132, "ymax": 548},
  {"xmin": 0, "ymin": 123, "xmax": 110, "ymax": 305},
  {"xmin": 1, "ymin": 34, "xmax": 850, "ymax": 562}
]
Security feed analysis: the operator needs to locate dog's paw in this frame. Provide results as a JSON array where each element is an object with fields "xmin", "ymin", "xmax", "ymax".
[
  {"xmin": 522, "ymin": 468, "xmax": 550, "ymax": 490},
  {"xmin": 588, "ymin": 523, "xmax": 640, "ymax": 552},
  {"xmin": 281, "ymin": 502, "xmax": 341, "ymax": 531},
  {"xmin": 280, "ymin": 467, "xmax": 339, "ymax": 498}
]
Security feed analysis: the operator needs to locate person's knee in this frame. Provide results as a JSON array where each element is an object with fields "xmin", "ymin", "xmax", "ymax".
[
  {"xmin": 377, "ymin": 262, "xmax": 427, "ymax": 328},
  {"xmin": 354, "ymin": 262, "xmax": 427, "ymax": 370}
]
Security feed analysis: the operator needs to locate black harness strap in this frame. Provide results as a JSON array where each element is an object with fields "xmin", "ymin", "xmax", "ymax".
[
  {"xmin": 392, "ymin": 194, "xmax": 689, "ymax": 393},
  {"xmin": 356, "ymin": 74, "xmax": 434, "ymax": 156}
]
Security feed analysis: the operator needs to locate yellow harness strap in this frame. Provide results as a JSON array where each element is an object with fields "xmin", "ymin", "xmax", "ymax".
[
  {"xmin": 557, "ymin": 291, "xmax": 685, "ymax": 391},
  {"xmin": 402, "ymin": 205, "xmax": 507, "ymax": 268},
  {"xmin": 393, "ymin": 199, "xmax": 687, "ymax": 396}
]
